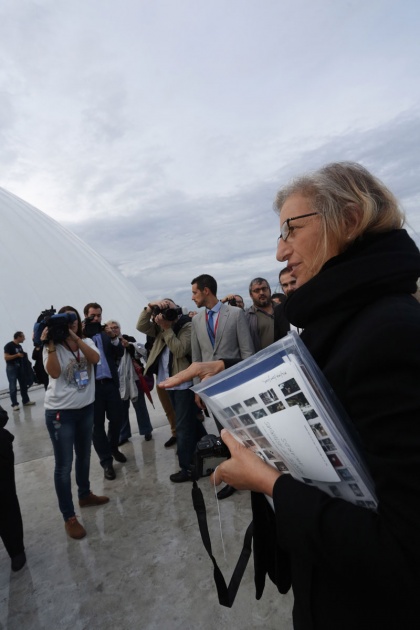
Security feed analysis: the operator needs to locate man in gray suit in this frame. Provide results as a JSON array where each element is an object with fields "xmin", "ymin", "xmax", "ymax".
[
  {"xmin": 191, "ymin": 275, "xmax": 254, "ymax": 366},
  {"xmin": 191, "ymin": 274, "xmax": 254, "ymax": 499}
]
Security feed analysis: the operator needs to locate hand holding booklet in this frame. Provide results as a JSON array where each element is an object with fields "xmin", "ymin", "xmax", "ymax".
[{"xmin": 192, "ymin": 332, "xmax": 377, "ymax": 510}]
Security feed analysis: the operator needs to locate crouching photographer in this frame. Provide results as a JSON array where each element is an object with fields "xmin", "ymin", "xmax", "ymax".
[
  {"xmin": 137, "ymin": 299, "xmax": 207, "ymax": 482},
  {"xmin": 41, "ymin": 306, "xmax": 109, "ymax": 540}
]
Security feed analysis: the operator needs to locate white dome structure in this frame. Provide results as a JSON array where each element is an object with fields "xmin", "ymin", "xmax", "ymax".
[{"xmin": 0, "ymin": 187, "xmax": 149, "ymax": 391}]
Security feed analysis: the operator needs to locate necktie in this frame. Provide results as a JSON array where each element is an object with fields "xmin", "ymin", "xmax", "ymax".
[{"xmin": 207, "ymin": 310, "xmax": 215, "ymax": 347}]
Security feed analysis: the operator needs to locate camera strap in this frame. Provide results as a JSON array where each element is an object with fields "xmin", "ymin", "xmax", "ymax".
[{"xmin": 192, "ymin": 481, "xmax": 253, "ymax": 608}]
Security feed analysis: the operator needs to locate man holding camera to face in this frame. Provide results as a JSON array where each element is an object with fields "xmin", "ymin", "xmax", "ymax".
[
  {"xmin": 137, "ymin": 300, "xmax": 207, "ymax": 482},
  {"xmin": 83, "ymin": 302, "xmax": 126, "ymax": 481}
]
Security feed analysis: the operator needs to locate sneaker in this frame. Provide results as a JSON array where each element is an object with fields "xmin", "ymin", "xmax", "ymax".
[
  {"xmin": 65, "ymin": 516, "xmax": 86, "ymax": 539},
  {"xmin": 164, "ymin": 436, "xmax": 177, "ymax": 448},
  {"xmin": 112, "ymin": 450, "xmax": 127, "ymax": 463},
  {"xmin": 79, "ymin": 491, "xmax": 110, "ymax": 508},
  {"xmin": 11, "ymin": 551, "xmax": 26, "ymax": 572},
  {"xmin": 23, "ymin": 401, "xmax": 36, "ymax": 407},
  {"xmin": 12, "ymin": 405, "xmax": 20, "ymax": 411}
]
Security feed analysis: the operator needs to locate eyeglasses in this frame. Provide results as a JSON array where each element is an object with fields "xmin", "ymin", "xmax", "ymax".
[
  {"xmin": 109, "ymin": 326, "xmax": 120, "ymax": 330},
  {"xmin": 251, "ymin": 287, "xmax": 270, "ymax": 293},
  {"xmin": 277, "ymin": 212, "xmax": 320, "ymax": 242}
]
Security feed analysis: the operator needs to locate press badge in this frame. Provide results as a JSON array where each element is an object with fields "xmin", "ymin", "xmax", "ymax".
[{"xmin": 74, "ymin": 368, "xmax": 89, "ymax": 390}]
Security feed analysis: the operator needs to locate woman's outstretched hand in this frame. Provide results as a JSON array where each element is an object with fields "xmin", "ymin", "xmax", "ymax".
[{"xmin": 159, "ymin": 360, "xmax": 225, "ymax": 389}]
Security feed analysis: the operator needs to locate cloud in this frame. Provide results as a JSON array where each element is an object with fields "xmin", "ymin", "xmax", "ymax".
[
  {"xmin": 1, "ymin": 0, "xmax": 420, "ymax": 308},
  {"xmin": 61, "ymin": 108, "xmax": 420, "ymax": 308}
]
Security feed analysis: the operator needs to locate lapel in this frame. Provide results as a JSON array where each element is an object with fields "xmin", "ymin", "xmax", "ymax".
[
  {"xmin": 213, "ymin": 304, "xmax": 229, "ymax": 352},
  {"xmin": 198, "ymin": 309, "xmax": 213, "ymax": 352}
]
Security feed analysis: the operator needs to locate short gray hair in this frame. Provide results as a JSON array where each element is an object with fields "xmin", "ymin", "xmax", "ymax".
[
  {"xmin": 105, "ymin": 319, "xmax": 120, "ymax": 328},
  {"xmin": 274, "ymin": 162, "xmax": 404, "ymax": 266}
]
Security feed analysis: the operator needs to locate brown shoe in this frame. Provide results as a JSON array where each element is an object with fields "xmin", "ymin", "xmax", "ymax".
[
  {"xmin": 65, "ymin": 516, "xmax": 86, "ymax": 539},
  {"xmin": 79, "ymin": 491, "xmax": 110, "ymax": 508}
]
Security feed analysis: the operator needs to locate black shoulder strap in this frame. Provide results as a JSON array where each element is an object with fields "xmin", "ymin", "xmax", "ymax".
[{"xmin": 191, "ymin": 481, "xmax": 253, "ymax": 607}]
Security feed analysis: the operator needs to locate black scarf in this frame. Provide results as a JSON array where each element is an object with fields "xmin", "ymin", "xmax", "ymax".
[{"xmin": 284, "ymin": 229, "xmax": 420, "ymax": 366}]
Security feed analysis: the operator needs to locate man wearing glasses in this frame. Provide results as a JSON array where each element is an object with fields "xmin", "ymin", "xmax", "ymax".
[{"xmin": 245, "ymin": 277, "xmax": 276, "ymax": 352}]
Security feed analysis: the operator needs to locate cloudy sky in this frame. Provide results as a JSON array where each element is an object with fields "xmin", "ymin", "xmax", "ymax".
[{"xmin": 1, "ymin": 0, "xmax": 420, "ymax": 309}]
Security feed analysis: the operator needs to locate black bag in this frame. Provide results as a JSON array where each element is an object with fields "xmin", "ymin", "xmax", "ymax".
[{"xmin": 23, "ymin": 354, "xmax": 35, "ymax": 388}]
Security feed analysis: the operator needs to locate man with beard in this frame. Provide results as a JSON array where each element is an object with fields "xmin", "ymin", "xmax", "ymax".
[
  {"xmin": 274, "ymin": 266, "xmax": 300, "ymax": 340},
  {"xmin": 279, "ymin": 266, "xmax": 297, "ymax": 297},
  {"xmin": 245, "ymin": 277, "xmax": 275, "ymax": 351}
]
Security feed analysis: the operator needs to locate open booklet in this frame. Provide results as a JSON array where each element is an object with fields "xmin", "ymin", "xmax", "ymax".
[{"xmin": 192, "ymin": 332, "xmax": 377, "ymax": 510}]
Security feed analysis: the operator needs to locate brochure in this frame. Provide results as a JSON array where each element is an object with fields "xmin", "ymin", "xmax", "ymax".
[{"xmin": 192, "ymin": 332, "xmax": 377, "ymax": 510}]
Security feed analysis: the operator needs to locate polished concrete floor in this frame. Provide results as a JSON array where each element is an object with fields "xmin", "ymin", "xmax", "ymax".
[{"xmin": 0, "ymin": 385, "xmax": 293, "ymax": 630}]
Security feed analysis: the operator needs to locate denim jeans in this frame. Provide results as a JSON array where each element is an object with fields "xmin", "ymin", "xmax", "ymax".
[
  {"xmin": 169, "ymin": 389, "xmax": 207, "ymax": 472},
  {"xmin": 6, "ymin": 362, "xmax": 29, "ymax": 406},
  {"xmin": 119, "ymin": 391, "xmax": 153, "ymax": 441},
  {"xmin": 45, "ymin": 404, "xmax": 94, "ymax": 521}
]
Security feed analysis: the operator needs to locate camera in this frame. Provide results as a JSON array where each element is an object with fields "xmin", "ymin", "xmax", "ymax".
[
  {"xmin": 151, "ymin": 305, "xmax": 183, "ymax": 322},
  {"xmin": 83, "ymin": 316, "xmax": 103, "ymax": 338},
  {"xmin": 227, "ymin": 297, "xmax": 237, "ymax": 307},
  {"xmin": 33, "ymin": 306, "xmax": 56, "ymax": 345},
  {"xmin": 34, "ymin": 308, "xmax": 77, "ymax": 344},
  {"xmin": 191, "ymin": 434, "xmax": 230, "ymax": 480},
  {"xmin": 47, "ymin": 312, "xmax": 77, "ymax": 343}
]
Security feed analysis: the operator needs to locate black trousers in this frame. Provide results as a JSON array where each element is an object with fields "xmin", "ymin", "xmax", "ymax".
[
  {"xmin": 92, "ymin": 379, "xmax": 123, "ymax": 468},
  {"xmin": 0, "ymin": 437, "xmax": 24, "ymax": 559}
]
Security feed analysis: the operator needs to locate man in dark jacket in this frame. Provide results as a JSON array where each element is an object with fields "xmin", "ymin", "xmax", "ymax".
[
  {"xmin": 274, "ymin": 267, "xmax": 298, "ymax": 341},
  {"xmin": 245, "ymin": 277, "xmax": 275, "ymax": 351},
  {"xmin": 83, "ymin": 303, "xmax": 125, "ymax": 480}
]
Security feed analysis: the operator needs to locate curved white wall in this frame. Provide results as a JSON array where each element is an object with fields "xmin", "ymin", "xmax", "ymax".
[{"xmin": 0, "ymin": 187, "xmax": 149, "ymax": 392}]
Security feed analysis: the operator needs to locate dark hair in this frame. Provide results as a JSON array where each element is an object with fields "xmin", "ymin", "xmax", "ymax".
[
  {"xmin": 191, "ymin": 274, "xmax": 217, "ymax": 296},
  {"xmin": 13, "ymin": 331, "xmax": 24, "ymax": 340},
  {"xmin": 83, "ymin": 302, "xmax": 102, "ymax": 317},
  {"xmin": 249, "ymin": 277, "xmax": 270, "ymax": 294},
  {"xmin": 59, "ymin": 306, "xmax": 83, "ymax": 338},
  {"xmin": 279, "ymin": 266, "xmax": 293, "ymax": 279},
  {"xmin": 272, "ymin": 293, "xmax": 286, "ymax": 304}
]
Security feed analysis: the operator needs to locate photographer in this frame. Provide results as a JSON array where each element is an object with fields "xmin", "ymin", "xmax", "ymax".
[
  {"xmin": 83, "ymin": 302, "xmax": 126, "ymax": 481},
  {"xmin": 137, "ymin": 300, "xmax": 207, "ymax": 482},
  {"xmin": 103, "ymin": 322, "xmax": 154, "ymax": 444},
  {"xmin": 221, "ymin": 294, "xmax": 245, "ymax": 309},
  {"xmin": 42, "ymin": 306, "xmax": 109, "ymax": 540}
]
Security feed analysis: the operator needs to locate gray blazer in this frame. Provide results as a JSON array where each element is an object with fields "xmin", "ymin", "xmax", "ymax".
[{"xmin": 191, "ymin": 303, "xmax": 255, "ymax": 364}]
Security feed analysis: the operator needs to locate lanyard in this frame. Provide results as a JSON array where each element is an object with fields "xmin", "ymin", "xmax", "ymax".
[
  {"xmin": 205, "ymin": 310, "xmax": 219, "ymax": 334},
  {"xmin": 64, "ymin": 341, "xmax": 81, "ymax": 364}
]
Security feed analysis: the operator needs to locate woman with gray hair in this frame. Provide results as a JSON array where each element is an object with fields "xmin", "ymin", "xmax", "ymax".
[{"xmin": 162, "ymin": 162, "xmax": 420, "ymax": 628}]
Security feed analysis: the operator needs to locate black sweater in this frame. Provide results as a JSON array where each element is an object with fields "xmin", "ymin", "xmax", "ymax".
[{"xmin": 255, "ymin": 230, "xmax": 420, "ymax": 629}]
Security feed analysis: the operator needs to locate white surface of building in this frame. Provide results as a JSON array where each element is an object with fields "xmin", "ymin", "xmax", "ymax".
[{"xmin": 0, "ymin": 187, "xmax": 148, "ymax": 392}]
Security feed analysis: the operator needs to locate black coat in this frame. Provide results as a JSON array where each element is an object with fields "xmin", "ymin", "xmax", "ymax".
[
  {"xmin": 273, "ymin": 302, "xmax": 290, "ymax": 341},
  {"xmin": 254, "ymin": 230, "xmax": 420, "ymax": 629},
  {"xmin": 94, "ymin": 332, "xmax": 124, "ymax": 387}
]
